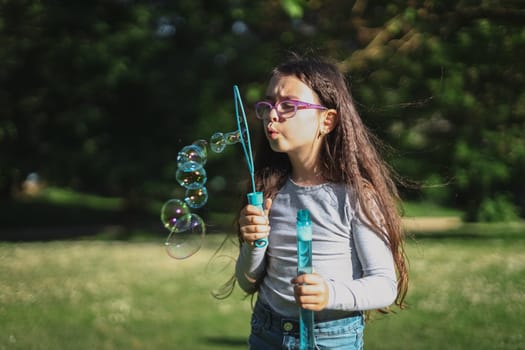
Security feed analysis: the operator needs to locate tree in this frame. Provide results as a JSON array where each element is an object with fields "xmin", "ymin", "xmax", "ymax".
[
  {"xmin": 1, "ymin": 0, "xmax": 523, "ymax": 222},
  {"xmin": 332, "ymin": 1, "xmax": 525, "ymax": 220},
  {"xmin": 0, "ymin": 1, "xmax": 174, "ymax": 207}
]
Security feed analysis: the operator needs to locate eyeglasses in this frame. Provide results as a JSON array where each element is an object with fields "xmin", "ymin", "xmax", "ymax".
[{"xmin": 254, "ymin": 99, "xmax": 327, "ymax": 120}]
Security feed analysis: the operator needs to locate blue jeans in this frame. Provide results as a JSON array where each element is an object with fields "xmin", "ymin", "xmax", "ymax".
[{"xmin": 249, "ymin": 301, "xmax": 364, "ymax": 350}]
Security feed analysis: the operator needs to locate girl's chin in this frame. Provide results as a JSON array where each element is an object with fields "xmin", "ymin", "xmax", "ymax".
[{"xmin": 268, "ymin": 140, "xmax": 286, "ymax": 153}]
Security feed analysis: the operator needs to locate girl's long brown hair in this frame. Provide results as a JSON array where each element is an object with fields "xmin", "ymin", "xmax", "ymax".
[{"xmin": 218, "ymin": 53, "xmax": 408, "ymax": 312}]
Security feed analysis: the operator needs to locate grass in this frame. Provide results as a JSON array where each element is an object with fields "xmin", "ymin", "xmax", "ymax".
[
  {"xmin": 1, "ymin": 228, "xmax": 524, "ymax": 350},
  {"xmin": 365, "ymin": 236, "xmax": 525, "ymax": 349},
  {"xmin": 1, "ymin": 189, "xmax": 523, "ymax": 348},
  {"xmin": 0, "ymin": 236, "xmax": 249, "ymax": 350},
  {"xmin": 402, "ymin": 200, "xmax": 463, "ymax": 218}
]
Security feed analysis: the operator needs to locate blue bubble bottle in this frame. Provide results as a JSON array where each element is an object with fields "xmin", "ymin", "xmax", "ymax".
[{"xmin": 297, "ymin": 209, "xmax": 315, "ymax": 350}]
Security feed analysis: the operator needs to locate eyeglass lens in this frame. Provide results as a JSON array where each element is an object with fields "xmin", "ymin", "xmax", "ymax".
[{"xmin": 256, "ymin": 101, "xmax": 297, "ymax": 120}]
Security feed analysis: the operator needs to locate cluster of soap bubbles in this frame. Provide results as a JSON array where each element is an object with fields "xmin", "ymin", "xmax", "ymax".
[{"xmin": 160, "ymin": 130, "xmax": 242, "ymax": 259}]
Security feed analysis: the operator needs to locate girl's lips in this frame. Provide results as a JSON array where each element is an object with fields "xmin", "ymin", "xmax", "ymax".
[{"xmin": 267, "ymin": 128, "xmax": 279, "ymax": 139}]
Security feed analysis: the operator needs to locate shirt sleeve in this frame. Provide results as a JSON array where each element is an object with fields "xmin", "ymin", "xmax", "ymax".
[
  {"xmin": 235, "ymin": 242, "xmax": 267, "ymax": 293},
  {"xmin": 326, "ymin": 218, "xmax": 397, "ymax": 311}
]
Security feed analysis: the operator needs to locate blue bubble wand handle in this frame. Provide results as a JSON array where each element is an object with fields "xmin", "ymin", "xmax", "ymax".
[
  {"xmin": 297, "ymin": 209, "xmax": 315, "ymax": 350},
  {"xmin": 234, "ymin": 85, "xmax": 267, "ymax": 248}
]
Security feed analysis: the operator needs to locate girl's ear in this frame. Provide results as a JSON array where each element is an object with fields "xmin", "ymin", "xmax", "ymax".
[{"xmin": 322, "ymin": 109, "xmax": 338, "ymax": 134}]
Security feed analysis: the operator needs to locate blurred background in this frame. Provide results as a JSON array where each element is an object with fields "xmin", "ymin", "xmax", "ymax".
[
  {"xmin": 1, "ymin": 1, "xmax": 524, "ymax": 349},
  {"xmin": 1, "ymin": 0, "xmax": 524, "ymax": 232}
]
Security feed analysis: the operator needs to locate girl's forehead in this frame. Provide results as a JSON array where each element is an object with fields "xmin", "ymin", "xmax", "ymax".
[{"xmin": 266, "ymin": 75, "xmax": 316, "ymax": 101}]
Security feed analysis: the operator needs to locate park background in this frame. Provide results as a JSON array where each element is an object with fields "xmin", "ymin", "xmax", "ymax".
[{"xmin": 1, "ymin": 1, "xmax": 524, "ymax": 349}]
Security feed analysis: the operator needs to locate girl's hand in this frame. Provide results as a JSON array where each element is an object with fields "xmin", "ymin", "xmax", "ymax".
[
  {"xmin": 238, "ymin": 198, "xmax": 272, "ymax": 247},
  {"xmin": 291, "ymin": 273, "xmax": 329, "ymax": 311}
]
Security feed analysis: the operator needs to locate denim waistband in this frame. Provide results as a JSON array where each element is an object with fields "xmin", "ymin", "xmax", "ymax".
[{"xmin": 253, "ymin": 300, "xmax": 363, "ymax": 335}]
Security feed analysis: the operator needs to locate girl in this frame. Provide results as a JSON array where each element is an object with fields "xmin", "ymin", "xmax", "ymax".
[{"xmin": 234, "ymin": 54, "xmax": 408, "ymax": 349}]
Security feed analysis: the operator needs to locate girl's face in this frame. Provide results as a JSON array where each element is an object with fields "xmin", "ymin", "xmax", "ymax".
[{"xmin": 261, "ymin": 75, "xmax": 325, "ymax": 157}]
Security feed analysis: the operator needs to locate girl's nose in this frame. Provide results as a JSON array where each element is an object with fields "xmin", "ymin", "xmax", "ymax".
[{"xmin": 268, "ymin": 108, "xmax": 280, "ymax": 122}]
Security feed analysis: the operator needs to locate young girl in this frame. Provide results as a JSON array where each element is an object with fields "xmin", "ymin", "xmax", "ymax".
[{"xmin": 234, "ymin": 54, "xmax": 408, "ymax": 349}]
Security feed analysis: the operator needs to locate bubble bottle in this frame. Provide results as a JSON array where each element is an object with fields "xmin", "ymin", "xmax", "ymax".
[{"xmin": 296, "ymin": 209, "xmax": 315, "ymax": 350}]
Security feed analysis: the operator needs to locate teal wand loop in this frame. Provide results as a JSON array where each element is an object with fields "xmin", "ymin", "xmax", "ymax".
[
  {"xmin": 234, "ymin": 85, "xmax": 267, "ymax": 248},
  {"xmin": 297, "ymin": 209, "xmax": 315, "ymax": 350}
]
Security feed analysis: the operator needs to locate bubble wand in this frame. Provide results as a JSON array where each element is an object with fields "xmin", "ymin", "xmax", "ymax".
[
  {"xmin": 233, "ymin": 85, "xmax": 267, "ymax": 248},
  {"xmin": 160, "ymin": 85, "xmax": 267, "ymax": 260}
]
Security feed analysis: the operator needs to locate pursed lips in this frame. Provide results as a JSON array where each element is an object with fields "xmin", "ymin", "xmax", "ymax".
[{"xmin": 266, "ymin": 126, "xmax": 279, "ymax": 139}]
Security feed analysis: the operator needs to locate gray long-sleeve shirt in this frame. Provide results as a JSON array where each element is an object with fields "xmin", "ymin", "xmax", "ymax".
[{"xmin": 235, "ymin": 178, "xmax": 397, "ymax": 321}]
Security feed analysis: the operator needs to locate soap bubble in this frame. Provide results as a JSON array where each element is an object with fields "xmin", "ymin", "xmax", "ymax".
[
  {"xmin": 185, "ymin": 187, "xmax": 208, "ymax": 208},
  {"xmin": 165, "ymin": 213, "xmax": 205, "ymax": 259},
  {"xmin": 210, "ymin": 132, "xmax": 226, "ymax": 153},
  {"xmin": 177, "ymin": 144, "xmax": 206, "ymax": 171},
  {"xmin": 160, "ymin": 199, "xmax": 191, "ymax": 232},
  {"xmin": 193, "ymin": 139, "xmax": 208, "ymax": 158},
  {"xmin": 176, "ymin": 167, "xmax": 207, "ymax": 189},
  {"xmin": 225, "ymin": 130, "xmax": 241, "ymax": 145}
]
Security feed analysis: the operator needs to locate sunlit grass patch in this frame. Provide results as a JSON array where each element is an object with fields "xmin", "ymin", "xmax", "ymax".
[
  {"xmin": 365, "ymin": 238, "xmax": 525, "ymax": 349},
  {"xmin": 1, "ymin": 231, "xmax": 524, "ymax": 349},
  {"xmin": 0, "ymin": 235, "xmax": 250, "ymax": 350}
]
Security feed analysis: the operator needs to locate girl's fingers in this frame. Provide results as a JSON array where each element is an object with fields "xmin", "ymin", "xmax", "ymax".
[
  {"xmin": 239, "ymin": 217, "xmax": 271, "ymax": 231},
  {"xmin": 294, "ymin": 294, "xmax": 325, "ymax": 311},
  {"xmin": 293, "ymin": 283, "xmax": 324, "ymax": 296},
  {"xmin": 291, "ymin": 273, "xmax": 323, "ymax": 286},
  {"xmin": 296, "ymin": 295, "xmax": 321, "ymax": 304},
  {"xmin": 246, "ymin": 232, "xmax": 269, "ymax": 241},
  {"xmin": 246, "ymin": 204, "xmax": 266, "ymax": 216},
  {"xmin": 240, "ymin": 225, "xmax": 271, "ymax": 235},
  {"xmin": 292, "ymin": 273, "xmax": 329, "ymax": 311},
  {"xmin": 264, "ymin": 198, "xmax": 273, "ymax": 217},
  {"xmin": 249, "ymin": 216, "xmax": 269, "ymax": 225},
  {"xmin": 239, "ymin": 200, "xmax": 272, "ymax": 245},
  {"xmin": 240, "ymin": 223, "xmax": 270, "ymax": 244}
]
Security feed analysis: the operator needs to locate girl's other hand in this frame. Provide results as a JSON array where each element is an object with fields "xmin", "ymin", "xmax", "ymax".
[
  {"xmin": 291, "ymin": 273, "xmax": 329, "ymax": 311},
  {"xmin": 239, "ymin": 198, "xmax": 272, "ymax": 247}
]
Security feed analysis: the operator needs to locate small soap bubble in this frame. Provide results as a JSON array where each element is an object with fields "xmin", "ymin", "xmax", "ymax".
[
  {"xmin": 225, "ymin": 130, "xmax": 241, "ymax": 145},
  {"xmin": 176, "ymin": 167, "xmax": 207, "ymax": 189},
  {"xmin": 177, "ymin": 144, "xmax": 206, "ymax": 171},
  {"xmin": 192, "ymin": 139, "xmax": 208, "ymax": 158},
  {"xmin": 184, "ymin": 187, "xmax": 208, "ymax": 209},
  {"xmin": 210, "ymin": 132, "xmax": 226, "ymax": 153},
  {"xmin": 160, "ymin": 199, "xmax": 191, "ymax": 232},
  {"xmin": 165, "ymin": 213, "xmax": 206, "ymax": 259}
]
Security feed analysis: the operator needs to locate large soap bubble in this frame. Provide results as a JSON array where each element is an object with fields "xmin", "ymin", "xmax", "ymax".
[
  {"xmin": 165, "ymin": 213, "xmax": 205, "ymax": 259},
  {"xmin": 160, "ymin": 199, "xmax": 191, "ymax": 233}
]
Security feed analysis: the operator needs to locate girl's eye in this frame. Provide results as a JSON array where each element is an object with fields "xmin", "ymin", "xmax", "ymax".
[{"xmin": 279, "ymin": 101, "xmax": 296, "ymax": 113}]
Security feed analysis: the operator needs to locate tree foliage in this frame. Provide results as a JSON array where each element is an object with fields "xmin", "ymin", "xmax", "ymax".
[{"xmin": 1, "ymin": 0, "xmax": 524, "ymax": 221}]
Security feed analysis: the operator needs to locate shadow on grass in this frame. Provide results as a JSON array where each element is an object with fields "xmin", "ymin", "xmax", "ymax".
[
  {"xmin": 2, "ymin": 198, "xmax": 524, "ymax": 243},
  {"xmin": 0, "ymin": 199, "xmax": 234, "ymax": 242},
  {"xmin": 203, "ymin": 336, "xmax": 247, "ymax": 347},
  {"xmin": 0, "ymin": 199, "xmax": 163, "ymax": 241}
]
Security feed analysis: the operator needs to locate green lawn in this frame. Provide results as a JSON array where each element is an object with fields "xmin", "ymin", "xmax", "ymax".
[
  {"xmin": 402, "ymin": 200, "xmax": 463, "ymax": 218},
  {"xmin": 1, "ymin": 229, "xmax": 524, "ymax": 349}
]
